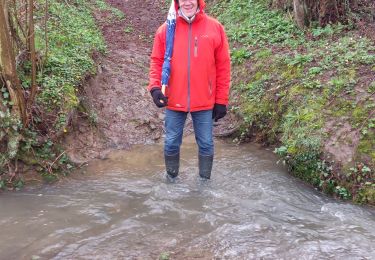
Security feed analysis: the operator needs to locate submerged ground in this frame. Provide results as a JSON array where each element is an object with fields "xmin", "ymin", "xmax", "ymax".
[{"xmin": 1, "ymin": 137, "xmax": 375, "ymax": 259}]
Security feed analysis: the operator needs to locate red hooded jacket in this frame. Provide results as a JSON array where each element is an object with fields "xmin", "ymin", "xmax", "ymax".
[{"xmin": 148, "ymin": 0, "xmax": 231, "ymax": 112}]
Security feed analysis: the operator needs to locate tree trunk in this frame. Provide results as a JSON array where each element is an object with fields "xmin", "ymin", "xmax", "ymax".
[
  {"xmin": 319, "ymin": 0, "xmax": 340, "ymax": 26},
  {"xmin": 27, "ymin": 0, "xmax": 37, "ymax": 114},
  {"xmin": 293, "ymin": 0, "xmax": 308, "ymax": 28},
  {"xmin": 8, "ymin": 9, "xmax": 24, "ymax": 52},
  {"xmin": 0, "ymin": 0, "xmax": 27, "ymax": 125}
]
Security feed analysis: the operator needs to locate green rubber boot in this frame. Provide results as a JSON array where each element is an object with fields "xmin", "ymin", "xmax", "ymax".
[
  {"xmin": 198, "ymin": 154, "xmax": 214, "ymax": 179},
  {"xmin": 165, "ymin": 153, "xmax": 180, "ymax": 178}
]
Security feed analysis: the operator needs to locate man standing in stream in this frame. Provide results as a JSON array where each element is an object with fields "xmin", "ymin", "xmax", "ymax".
[{"xmin": 148, "ymin": 0, "xmax": 231, "ymax": 180}]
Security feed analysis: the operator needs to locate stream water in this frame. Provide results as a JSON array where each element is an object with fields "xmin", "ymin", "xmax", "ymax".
[{"xmin": 0, "ymin": 136, "xmax": 374, "ymax": 259}]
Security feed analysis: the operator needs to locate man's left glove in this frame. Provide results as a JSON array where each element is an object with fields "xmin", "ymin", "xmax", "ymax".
[
  {"xmin": 212, "ymin": 104, "xmax": 227, "ymax": 122},
  {"xmin": 150, "ymin": 88, "xmax": 168, "ymax": 108}
]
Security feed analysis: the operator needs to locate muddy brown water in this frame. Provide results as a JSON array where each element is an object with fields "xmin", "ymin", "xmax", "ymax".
[{"xmin": 1, "ymin": 136, "xmax": 374, "ymax": 259}]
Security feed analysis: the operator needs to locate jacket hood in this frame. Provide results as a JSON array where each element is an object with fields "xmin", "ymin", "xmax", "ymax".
[{"xmin": 174, "ymin": 0, "xmax": 206, "ymax": 12}]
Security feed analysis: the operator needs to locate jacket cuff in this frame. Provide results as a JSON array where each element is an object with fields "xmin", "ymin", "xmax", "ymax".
[
  {"xmin": 214, "ymin": 103, "xmax": 227, "ymax": 108},
  {"xmin": 149, "ymin": 86, "xmax": 161, "ymax": 92},
  {"xmin": 215, "ymin": 98, "xmax": 228, "ymax": 106},
  {"xmin": 147, "ymin": 84, "xmax": 161, "ymax": 91}
]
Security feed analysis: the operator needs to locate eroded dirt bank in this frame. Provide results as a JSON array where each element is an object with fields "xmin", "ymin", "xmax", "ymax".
[{"xmin": 65, "ymin": 0, "xmax": 169, "ymax": 161}]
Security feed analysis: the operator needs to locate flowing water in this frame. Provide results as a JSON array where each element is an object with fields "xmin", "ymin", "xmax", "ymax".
[{"xmin": 0, "ymin": 136, "xmax": 374, "ymax": 259}]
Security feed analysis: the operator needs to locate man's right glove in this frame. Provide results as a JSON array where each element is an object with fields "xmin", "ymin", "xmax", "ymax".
[
  {"xmin": 150, "ymin": 88, "xmax": 168, "ymax": 108},
  {"xmin": 212, "ymin": 104, "xmax": 227, "ymax": 122}
]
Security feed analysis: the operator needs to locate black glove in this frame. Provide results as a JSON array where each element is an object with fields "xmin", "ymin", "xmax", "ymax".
[
  {"xmin": 212, "ymin": 104, "xmax": 227, "ymax": 122},
  {"xmin": 150, "ymin": 88, "xmax": 168, "ymax": 108}
]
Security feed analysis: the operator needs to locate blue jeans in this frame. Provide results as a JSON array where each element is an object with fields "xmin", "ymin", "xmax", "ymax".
[{"xmin": 164, "ymin": 109, "xmax": 214, "ymax": 156}]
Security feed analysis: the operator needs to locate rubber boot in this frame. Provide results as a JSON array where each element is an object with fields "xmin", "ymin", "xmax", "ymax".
[
  {"xmin": 198, "ymin": 154, "xmax": 214, "ymax": 179},
  {"xmin": 165, "ymin": 153, "xmax": 180, "ymax": 179}
]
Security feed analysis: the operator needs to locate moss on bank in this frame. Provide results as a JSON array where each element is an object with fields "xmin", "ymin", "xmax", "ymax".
[
  {"xmin": 211, "ymin": 0, "xmax": 375, "ymax": 204},
  {"xmin": 1, "ymin": 0, "xmax": 113, "ymax": 188}
]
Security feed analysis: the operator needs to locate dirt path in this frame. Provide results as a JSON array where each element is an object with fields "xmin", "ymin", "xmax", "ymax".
[
  {"xmin": 65, "ymin": 0, "xmax": 167, "ymax": 161},
  {"xmin": 65, "ymin": 0, "xmax": 239, "ymax": 163}
]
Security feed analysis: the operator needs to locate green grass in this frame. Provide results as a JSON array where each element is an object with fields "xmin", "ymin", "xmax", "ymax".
[
  {"xmin": 0, "ymin": 0, "xmax": 106, "ymax": 187},
  {"xmin": 36, "ymin": 0, "xmax": 106, "ymax": 117},
  {"xmin": 211, "ymin": 0, "xmax": 305, "ymax": 47},
  {"xmin": 95, "ymin": 0, "xmax": 125, "ymax": 19},
  {"xmin": 211, "ymin": 0, "xmax": 375, "ymax": 204}
]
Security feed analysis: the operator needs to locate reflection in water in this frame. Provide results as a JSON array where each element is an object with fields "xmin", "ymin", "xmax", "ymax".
[{"xmin": 0, "ymin": 136, "xmax": 374, "ymax": 259}]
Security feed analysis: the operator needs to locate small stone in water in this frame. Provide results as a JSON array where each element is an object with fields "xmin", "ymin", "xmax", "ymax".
[
  {"xmin": 159, "ymin": 252, "xmax": 170, "ymax": 260},
  {"xmin": 116, "ymin": 106, "xmax": 124, "ymax": 113}
]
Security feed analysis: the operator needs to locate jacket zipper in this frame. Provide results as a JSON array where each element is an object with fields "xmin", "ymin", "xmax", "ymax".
[
  {"xmin": 209, "ymin": 79, "xmax": 212, "ymax": 96},
  {"xmin": 187, "ymin": 23, "xmax": 192, "ymax": 112},
  {"xmin": 194, "ymin": 36, "xmax": 198, "ymax": 57}
]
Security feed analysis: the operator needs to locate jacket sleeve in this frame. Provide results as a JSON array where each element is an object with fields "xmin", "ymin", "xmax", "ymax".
[
  {"xmin": 214, "ymin": 24, "xmax": 231, "ymax": 105},
  {"xmin": 148, "ymin": 25, "xmax": 166, "ymax": 91}
]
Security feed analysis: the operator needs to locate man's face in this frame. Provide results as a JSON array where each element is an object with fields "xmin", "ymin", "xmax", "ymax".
[{"xmin": 178, "ymin": 0, "xmax": 198, "ymax": 18}]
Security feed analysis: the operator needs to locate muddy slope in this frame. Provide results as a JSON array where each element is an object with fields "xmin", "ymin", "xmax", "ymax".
[
  {"xmin": 65, "ymin": 0, "xmax": 239, "ymax": 162},
  {"xmin": 65, "ymin": 0, "xmax": 167, "ymax": 162}
]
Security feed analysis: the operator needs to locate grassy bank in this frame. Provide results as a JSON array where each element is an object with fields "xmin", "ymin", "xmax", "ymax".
[
  {"xmin": 1, "ymin": 0, "xmax": 113, "ymax": 188},
  {"xmin": 211, "ymin": 0, "xmax": 375, "ymax": 204},
  {"xmin": 22, "ymin": 0, "xmax": 107, "ymax": 184}
]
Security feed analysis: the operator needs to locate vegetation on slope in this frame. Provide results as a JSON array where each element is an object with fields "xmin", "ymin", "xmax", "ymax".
[
  {"xmin": 211, "ymin": 0, "xmax": 375, "ymax": 204},
  {"xmin": 0, "ymin": 0, "xmax": 114, "ymax": 188}
]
